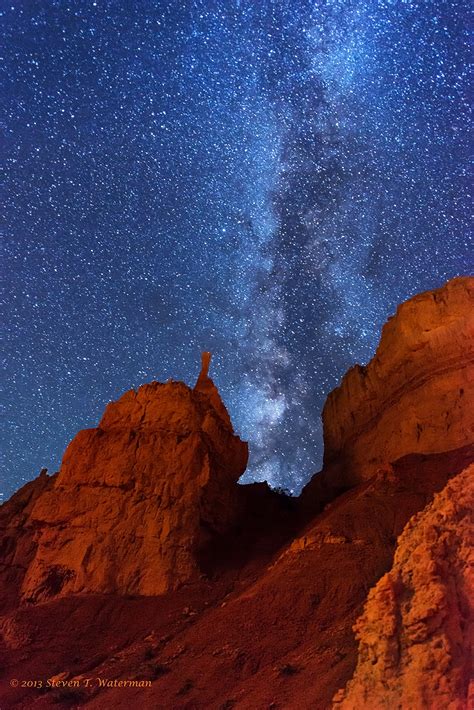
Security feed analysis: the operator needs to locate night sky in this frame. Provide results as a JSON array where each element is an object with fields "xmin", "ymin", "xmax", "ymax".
[{"xmin": 3, "ymin": 0, "xmax": 472, "ymax": 501}]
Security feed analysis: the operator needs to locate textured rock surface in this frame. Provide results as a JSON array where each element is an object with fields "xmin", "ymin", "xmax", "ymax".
[
  {"xmin": 0, "ymin": 470, "xmax": 56, "ymax": 610},
  {"xmin": 1, "ymin": 278, "xmax": 473, "ymax": 709},
  {"xmin": 2, "ymin": 447, "xmax": 472, "ymax": 710},
  {"xmin": 334, "ymin": 465, "xmax": 474, "ymax": 710},
  {"xmin": 322, "ymin": 276, "xmax": 474, "ymax": 485},
  {"xmin": 7, "ymin": 358, "xmax": 248, "ymax": 602}
]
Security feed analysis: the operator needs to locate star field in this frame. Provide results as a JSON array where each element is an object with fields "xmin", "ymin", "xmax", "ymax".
[{"xmin": 2, "ymin": 0, "xmax": 472, "ymax": 500}]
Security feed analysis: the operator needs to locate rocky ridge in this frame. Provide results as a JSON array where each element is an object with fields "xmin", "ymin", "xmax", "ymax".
[
  {"xmin": 0, "ymin": 277, "xmax": 473, "ymax": 709},
  {"xmin": 322, "ymin": 276, "xmax": 474, "ymax": 485}
]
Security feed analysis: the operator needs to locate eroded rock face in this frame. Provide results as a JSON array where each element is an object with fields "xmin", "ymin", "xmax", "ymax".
[
  {"xmin": 322, "ymin": 276, "xmax": 474, "ymax": 486},
  {"xmin": 0, "ymin": 470, "xmax": 56, "ymax": 611},
  {"xmin": 1, "ymin": 280, "xmax": 473, "ymax": 709},
  {"xmin": 12, "ymin": 365, "xmax": 248, "ymax": 602},
  {"xmin": 333, "ymin": 465, "xmax": 474, "ymax": 710}
]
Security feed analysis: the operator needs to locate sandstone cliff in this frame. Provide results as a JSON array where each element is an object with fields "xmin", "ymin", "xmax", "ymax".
[
  {"xmin": 1, "ymin": 278, "xmax": 473, "ymax": 710},
  {"xmin": 0, "ymin": 470, "xmax": 56, "ymax": 610},
  {"xmin": 3, "ymin": 356, "xmax": 248, "ymax": 603},
  {"xmin": 334, "ymin": 464, "xmax": 474, "ymax": 710},
  {"xmin": 322, "ymin": 276, "xmax": 474, "ymax": 486}
]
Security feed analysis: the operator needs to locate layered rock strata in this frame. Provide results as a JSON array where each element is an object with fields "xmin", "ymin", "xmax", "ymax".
[{"xmin": 322, "ymin": 276, "xmax": 474, "ymax": 486}]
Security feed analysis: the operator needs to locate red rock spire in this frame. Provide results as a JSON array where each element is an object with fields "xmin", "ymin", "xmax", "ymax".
[
  {"xmin": 194, "ymin": 351, "xmax": 232, "ymax": 429},
  {"xmin": 196, "ymin": 351, "xmax": 212, "ymax": 387}
]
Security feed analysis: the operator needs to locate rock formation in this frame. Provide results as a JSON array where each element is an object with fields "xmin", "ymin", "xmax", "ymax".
[
  {"xmin": 334, "ymin": 464, "xmax": 474, "ymax": 710},
  {"xmin": 0, "ymin": 278, "xmax": 473, "ymax": 710},
  {"xmin": 0, "ymin": 470, "xmax": 56, "ymax": 611},
  {"xmin": 2, "ymin": 354, "xmax": 248, "ymax": 603},
  {"xmin": 322, "ymin": 276, "xmax": 474, "ymax": 486},
  {"xmin": 194, "ymin": 351, "xmax": 233, "ymax": 428}
]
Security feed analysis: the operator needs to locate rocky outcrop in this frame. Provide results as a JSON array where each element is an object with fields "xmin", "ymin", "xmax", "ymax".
[
  {"xmin": 0, "ymin": 470, "xmax": 56, "ymax": 611},
  {"xmin": 334, "ymin": 464, "xmax": 474, "ymax": 710},
  {"xmin": 3, "ymin": 447, "xmax": 471, "ymax": 710},
  {"xmin": 4, "ymin": 354, "xmax": 248, "ymax": 602},
  {"xmin": 322, "ymin": 277, "xmax": 474, "ymax": 486},
  {"xmin": 1, "ymin": 278, "xmax": 473, "ymax": 710}
]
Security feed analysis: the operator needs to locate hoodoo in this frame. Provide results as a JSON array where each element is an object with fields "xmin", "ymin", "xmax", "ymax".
[{"xmin": 1, "ymin": 355, "xmax": 248, "ymax": 603}]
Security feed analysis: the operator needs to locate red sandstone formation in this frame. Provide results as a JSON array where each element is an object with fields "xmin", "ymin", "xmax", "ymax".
[
  {"xmin": 334, "ymin": 465, "xmax": 474, "ymax": 710},
  {"xmin": 0, "ymin": 470, "xmax": 56, "ymax": 611},
  {"xmin": 322, "ymin": 276, "xmax": 474, "ymax": 486},
  {"xmin": 194, "ymin": 351, "xmax": 233, "ymax": 428},
  {"xmin": 0, "ymin": 277, "xmax": 473, "ymax": 709},
  {"xmin": 1, "ymin": 446, "xmax": 471, "ymax": 710},
  {"xmin": 4, "ymin": 355, "xmax": 247, "ymax": 603}
]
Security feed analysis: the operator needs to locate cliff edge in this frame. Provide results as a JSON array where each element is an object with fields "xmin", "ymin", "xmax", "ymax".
[{"xmin": 322, "ymin": 276, "xmax": 474, "ymax": 486}]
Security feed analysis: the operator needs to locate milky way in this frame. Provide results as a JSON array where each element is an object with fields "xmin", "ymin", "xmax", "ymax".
[{"xmin": 2, "ymin": 0, "xmax": 472, "ymax": 500}]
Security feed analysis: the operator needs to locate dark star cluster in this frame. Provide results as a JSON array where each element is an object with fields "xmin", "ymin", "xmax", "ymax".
[{"xmin": 2, "ymin": 0, "xmax": 472, "ymax": 500}]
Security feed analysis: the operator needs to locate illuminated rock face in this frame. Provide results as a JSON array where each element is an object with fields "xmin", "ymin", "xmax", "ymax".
[
  {"xmin": 1, "ymin": 281, "xmax": 473, "ymax": 710},
  {"xmin": 334, "ymin": 464, "xmax": 474, "ymax": 710},
  {"xmin": 17, "ymin": 373, "xmax": 248, "ymax": 601},
  {"xmin": 322, "ymin": 276, "xmax": 474, "ymax": 485}
]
